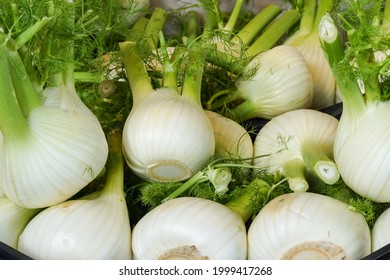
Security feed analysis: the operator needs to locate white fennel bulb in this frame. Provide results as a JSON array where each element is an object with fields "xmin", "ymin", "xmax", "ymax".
[
  {"xmin": 0, "ymin": 41, "xmax": 108, "ymax": 209},
  {"xmin": 284, "ymin": 0, "xmax": 337, "ymax": 109},
  {"xmin": 120, "ymin": 40, "xmax": 215, "ymax": 182},
  {"xmin": 205, "ymin": 7, "xmax": 304, "ymax": 117},
  {"xmin": 123, "ymin": 88, "xmax": 215, "ymax": 182},
  {"xmin": 319, "ymin": 9, "xmax": 390, "ymax": 202},
  {"xmin": 247, "ymin": 192, "xmax": 371, "ymax": 260},
  {"xmin": 286, "ymin": 34, "xmax": 336, "ymax": 109},
  {"xmin": 0, "ymin": 196, "xmax": 40, "ymax": 249},
  {"xmin": 131, "ymin": 196, "xmax": 247, "ymax": 260},
  {"xmin": 371, "ymin": 207, "xmax": 390, "ymax": 252},
  {"xmin": 18, "ymin": 129, "xmax": 132, "ymax": 260},
  {"xmin": 231, "ymin": 45, "xmax": 313, "ymax": 121},
  {"xmin": 205, "ymin": 110, "xmax": 253, "ymax": 162},
  {"xmin": 334, "ymin": 102, "xmax": 390, "ymax": 202},
  {"xmin": 253, "ymin": 109, "xmax": 339, "ymax": 192}
]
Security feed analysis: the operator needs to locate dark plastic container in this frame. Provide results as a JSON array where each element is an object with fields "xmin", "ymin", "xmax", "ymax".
[
  {"xmin": 0, "ymin": 241, "xmax": 32, "ymax": 260},
  {"xmin": 1, "ymin": 240, "xmax": 389, "ymax": 260},
  {"xmin": 362, "ymin": 243, "xmax": 390, "ymax": 260}
]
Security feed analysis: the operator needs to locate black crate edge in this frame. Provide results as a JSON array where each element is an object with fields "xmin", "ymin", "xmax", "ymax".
[
  {"xmin": 0, "ymin": 241, "xmax": 33, "ymax": 260},
  {"xmin": 1, "ymin": 240, "xmax": 389, "ymax": 260}
]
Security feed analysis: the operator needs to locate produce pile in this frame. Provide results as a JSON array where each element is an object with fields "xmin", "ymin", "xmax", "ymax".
[{"xmin": 0, "ymin": 0, "xmax": 389, "ymax": 260}]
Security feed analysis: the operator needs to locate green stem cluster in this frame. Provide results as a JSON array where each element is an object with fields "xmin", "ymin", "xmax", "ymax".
[
  {"xmin": 232, "ymin": 5, "xmax": 282, "ymax": 47},
  {"xmin": 120, "ymin": 5, "xmax": 213, "ymax": 109},
  {"xmin": 207, "ymin": 5, "xmax": 300, "ymax": 70},
  {"xmin": 0, "ymin": 40, "xmax": 30, "ymax": 139},
  {"xmin": 246, "ymin": 9, "xmax": 300, "ymax": 56},
  {"xmin": 0, "ymin": 12, "xmax": 53, "ymax": 139},
  {"xmin": 319, "ymin": 1, "xmax": 389, "ymax": 119},
  {"xmin": 7, "ymin": 45, "xmax": 42, "ymax": 116},
  {"xmin": 118, "ymin": 4, "xmax": 168, "ymax": 107}
]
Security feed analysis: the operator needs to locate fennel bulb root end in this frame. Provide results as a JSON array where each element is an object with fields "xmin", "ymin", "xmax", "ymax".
[
  {"xmin": 157, "ymin": 245, "xmax": 208, "ymax": 260},
  {"xmin": 281, "ymin": 241, "xmax": 346, "ymax": 260},
  {"xmin": 146, "ymin": 160, "xmax": 193, "ymax": 182}
]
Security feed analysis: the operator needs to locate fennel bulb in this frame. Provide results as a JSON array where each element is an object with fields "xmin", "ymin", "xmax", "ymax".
[
  {"xmin": 18, "ymin": 129, "xmax": 132, "ymax": 260},
  {"xmin": 205, "ymin": 7, "xmax": 304, "ymax": 117},
  {"xmin": 284, "ymin": 0, "xmax": 337, "ymax": 109},
  {"xmin": 318, "ymin": 3, "xmax": 390, "ymax": 202},
  {"xmin": 131, "ymin": 196, "xmax": 247, "ymax": 260},
  {"xmin": 122, "ymin": 88, "xmax": 215, "ymax": 182},
  {"xmin": 253, "ymin": 109, "xmax": 339, "ymax": 192},
  {"xmin": 205, "ymin": 110, "xmax": 253, "ymax": 162},
  {"xmin": 0, "ymin": 44, "xmax": 108, "ymax": 208},
  {"xmin": 120, "ymin": 32, "xmax": 215, "ymax": 182},
  {"xmin": 0, "ymin": 196, "xmax": 40, "ymax": 249},
  {"xmin": 231, "ymin": 45, "xmax": 313, "ymax": 121},
  {"xmin": 333, "ymin": 102, "xmax": 390, "ymax": 202},
  {"xmin": 0, "ymin": 3, "xmax": 109, "ymax": 208},
  {"xmin": 247, "ymin": 192, "xmax": 371, "ymax": 260},
  {"xmin": 371, "ymin": 207, "xmax": 390, "ymax": 252}
]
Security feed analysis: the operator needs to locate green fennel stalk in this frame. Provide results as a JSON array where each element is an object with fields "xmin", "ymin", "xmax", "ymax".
[
  {"xmin": 119, "ymin": 7, "xmax": 168, "ymax": 106},
  {"xmin": 100, "ymin": 128, "xmax": 126, "ymax": 199},
  {"xmin": 0, "ymin": 10, "xmax": 54, "ymax": 137},
  {"xmin": 0, "ymin": 39, "xmax": 31, "ymax": 140}
]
